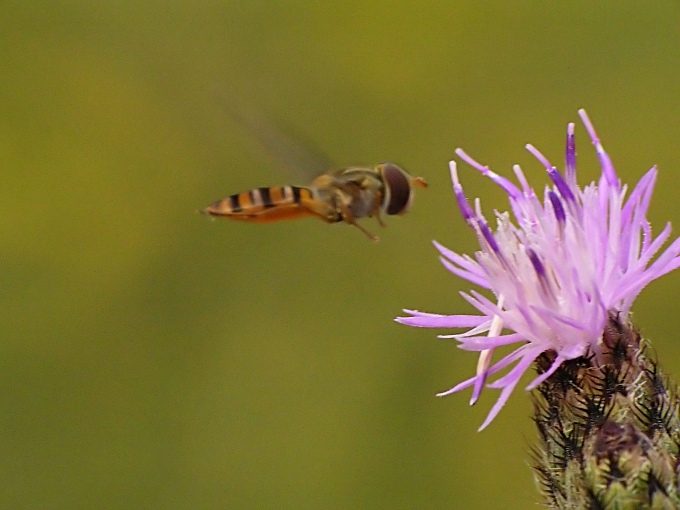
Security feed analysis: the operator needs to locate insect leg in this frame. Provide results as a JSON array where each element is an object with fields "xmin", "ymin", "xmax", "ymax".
[
  {"xmin": 351, "ymin": 221, "xmax": 379, "ymax": 242},
  {"xmin": 298, "ymin": 194, "xmax": 343, "ymax": 224},
  {"xmin": 370, "ymin": 192, "xmax": 387, "ymax": 228},
  {"xmin": 336, "ymin": 199, "xmax": 378, "ymax": 241}
]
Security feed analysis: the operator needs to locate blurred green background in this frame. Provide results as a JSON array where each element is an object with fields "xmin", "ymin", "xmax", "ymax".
[{"xmin": 3, "ymin": 2, "xmax": 680, "ymax": 509}]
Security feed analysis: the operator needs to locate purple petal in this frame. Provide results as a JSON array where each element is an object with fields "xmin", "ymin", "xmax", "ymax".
[
  {"xmin": 565, "ymin": 122, "xmax": 576, "ymax": 185},
  {"xmin": 449, "ymin": 161, "xmax": 475, "ymax": 221},
  {"xmin": 396, "ymin": 311, "xmax": 487, "ymax": 329},
  {"xmin": 547, "ymin": 191, "xmax": 566, "ymax": 225},
  {"xmin": 526, "ymin": 355, "xmax": 565, "ymax": 391},
  {"xmin": 437, "ymin": 344, "xmax": 530, "ymax": 398},
  {"xmin": 456, "ymin": 332, "xmax": 524, "ymax": 351},
  {"xmin": 579, "ymin": 109, "xmax": 618, "ymax": 187},
  {"xmin": 439, "ymin": 256, "xmax": 491, "ymax": 289},
  {"xmin": 478, "ymin": 350, "xmax": 541, "ymax": 431}
]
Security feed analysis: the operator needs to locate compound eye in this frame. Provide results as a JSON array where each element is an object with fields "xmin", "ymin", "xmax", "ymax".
[{"xmin": 382, "ymin": 163, "xmax": 412, "ymax": 215}]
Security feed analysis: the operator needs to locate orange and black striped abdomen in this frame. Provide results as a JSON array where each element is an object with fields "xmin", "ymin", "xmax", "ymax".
[{"xmin": 203, "ymin": 186, "xmax": 322, "ymax": 223}]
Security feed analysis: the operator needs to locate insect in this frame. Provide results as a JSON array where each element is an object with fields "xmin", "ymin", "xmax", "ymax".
[{"xmin": 203, "ymin": 163, "xmax": 427, "ymax": 241}]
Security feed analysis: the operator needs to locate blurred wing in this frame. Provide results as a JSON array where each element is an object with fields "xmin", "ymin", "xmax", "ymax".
[{"xmin": 213, "ymin": 88, "xmax": 337, "ymax": 182}]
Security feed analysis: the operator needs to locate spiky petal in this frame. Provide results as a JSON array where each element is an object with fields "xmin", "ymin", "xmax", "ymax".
[{"xmin": 397, "ymin": 110, "xmax": 680, "ymax": 430}]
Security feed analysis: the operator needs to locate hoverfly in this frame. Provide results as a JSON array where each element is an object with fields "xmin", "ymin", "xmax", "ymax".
[
  {"xmin": 203, "ymin": 163, "xmax": 427, "ymax": 240},
  {"xmin": 203, "ymin": 97, "xmax": 426, "ymax": 240}
]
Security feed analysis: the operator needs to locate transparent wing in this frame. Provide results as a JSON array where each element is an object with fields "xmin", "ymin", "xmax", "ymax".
[{"xmin": 213, "ymin": 87, "xmax": 337, "ymax": 182}]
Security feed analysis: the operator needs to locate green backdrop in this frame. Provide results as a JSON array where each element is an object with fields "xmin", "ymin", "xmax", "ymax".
[{"xmin": 3, "ymin": 2, "xmax": 680, "ymax": 509}]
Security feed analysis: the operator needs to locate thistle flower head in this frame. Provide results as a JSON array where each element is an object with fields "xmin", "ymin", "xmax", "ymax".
[{"xmin": 397, "ymin": 110, "xmax": 680, "ymax": 430}]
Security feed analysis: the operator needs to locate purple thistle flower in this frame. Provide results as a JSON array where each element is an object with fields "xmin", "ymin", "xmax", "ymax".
[{"xmin": 397, "ymin": 110, "xmax": 680, "ymax": 430}]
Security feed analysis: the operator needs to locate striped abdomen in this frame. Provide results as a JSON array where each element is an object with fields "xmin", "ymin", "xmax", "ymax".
[{"xmin": 203, "ymin": 186, "xmax": 319, "ymax": 223}]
